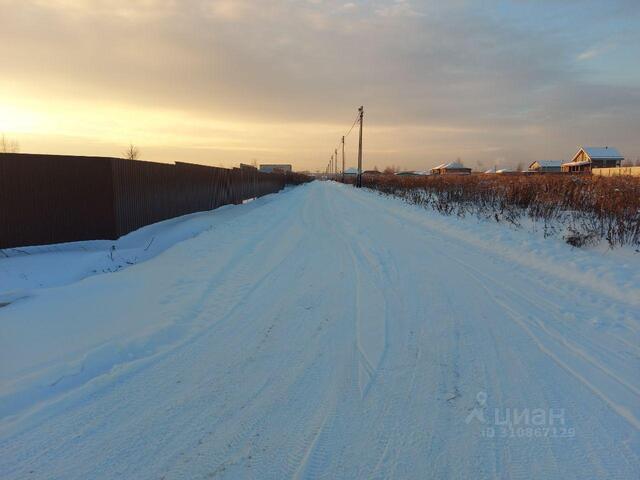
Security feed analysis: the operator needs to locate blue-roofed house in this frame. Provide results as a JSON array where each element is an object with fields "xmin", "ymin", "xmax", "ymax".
[
  {"xmin": 562, "ymin": 147, "xmax": 624, "ymax": 173},
  {"xmin": 528, "ymin": 160, "xmax": 563, "ymax": 173}
]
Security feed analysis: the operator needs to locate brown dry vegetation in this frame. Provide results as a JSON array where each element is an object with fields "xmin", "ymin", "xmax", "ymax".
[{"xmin": 341, "ymin": 174, "xmax": 640, "ymax": 247}]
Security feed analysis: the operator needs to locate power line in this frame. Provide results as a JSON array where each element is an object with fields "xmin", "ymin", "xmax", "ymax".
[
  {"xmin": 325, "ymin": 107, "xmax": 364, "ymax": 180},
  {"xmin": 329, "ymin": 111, "xmax": 361, "ymax": 161},
  {"xmin": 341, "ymin": 135, "xmax": 345, "ymax": 182},
  {"xmin": 343, "ymin": 112, "xmax": 360, "ymax": 139}
]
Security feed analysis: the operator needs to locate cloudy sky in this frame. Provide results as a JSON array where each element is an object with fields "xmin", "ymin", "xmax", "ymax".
[{"xmin": 1, "ymin": 0, "xmax": 639, "ymax": 171}]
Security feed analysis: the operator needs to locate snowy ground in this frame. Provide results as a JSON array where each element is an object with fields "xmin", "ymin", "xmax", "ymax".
[{"xmin": 1, "ymin": 181, "xmax": 638, "ymax": 479}]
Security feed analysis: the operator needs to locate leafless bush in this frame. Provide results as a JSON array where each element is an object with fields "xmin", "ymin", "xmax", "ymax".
[
  {"xmin": 342, "ymin": 174, "xmax": 640, "ymax": 247},
  {"xmin": 123, "ymin": 143, "xmax": 139, "ymax": 160},
  {"xmin": 564, "ymin": 228, "xmax": 600, "ymax": 248},
  {"xmin": 1, "ymin": 134, "xmax": 19, "ymax": 153}
]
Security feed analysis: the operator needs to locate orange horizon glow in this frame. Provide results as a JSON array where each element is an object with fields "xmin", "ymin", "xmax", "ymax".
[{"xmin": 2, "ymin": 1, "xmax": 639, "ymax": 171}]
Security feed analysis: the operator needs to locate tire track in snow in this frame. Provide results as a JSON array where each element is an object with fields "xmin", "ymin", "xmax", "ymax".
[
  {"xmin": 352, "ymin": 186, "xmax": 640, "ymax": 308},
  {"xmin": 328, "ymin": 183, "xmax": 638, "ymax": 478},
  {"xmin": 345, "ymin": 185, "xmax": 640, "ymax": 360},
  {"xmin": 3, "ymin": 182, "xmax": 638, "ymax": 479},
  {"xmin": 327, "ymin": 184, "xmax": 489, "ymax": 478},
  {"xmin": 341, "ymin": 184, "xmax": 640, "ymax": 408},
  {"xmin": 207, "ymin": 187, "xmax": 358, "ymax": 480},
  {"xmin": 320, "ymin": 185, "xmax": 389, "ymax": 400},
  {"xmin": 418, "ymin": 254, "xmax": 640, "ymax": 477},
  {"xmin": 329, "ymin": 215, "xmax": 391, "ymax": 398},
  {"xmin": 444, "ymin": 252, "xmax": 640, "ymax": 401},
  {"xmin": 457, "ymin": 255, "xmax": 640, "ymax": 364},
  {"xmin": 455, "ymin": 258, "xmax": 640, "ymax": 431}
]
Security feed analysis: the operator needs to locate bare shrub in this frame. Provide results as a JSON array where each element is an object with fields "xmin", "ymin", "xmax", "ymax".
[
  {"xmin": 565, "ymin": 228, "xmax": 600, "ymax": 248},
  {"xmin": 1, "ymin": 134, "xmax": 19, "ymax": 153},
  {"xmin": 123, "ymin": 143, "xmax": 140, "ymax": 160}
]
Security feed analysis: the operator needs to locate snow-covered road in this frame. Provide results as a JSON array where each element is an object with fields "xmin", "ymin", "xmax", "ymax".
[{"xmin": 1, "ymin": 181, "xmax": 639, "ymax": 479}]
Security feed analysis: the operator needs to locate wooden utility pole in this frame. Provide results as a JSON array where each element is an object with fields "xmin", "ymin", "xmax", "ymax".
[
  {"xmin": 335, "ymin": 148, "xmax": 338, "ymax": 176},
  {"xmin": 341, "ymin": 136, "xmax": 345, "ymax": 182},
  {"xmin": 356, "ymin": 106, "xmax": 364, "ymax": 188}
]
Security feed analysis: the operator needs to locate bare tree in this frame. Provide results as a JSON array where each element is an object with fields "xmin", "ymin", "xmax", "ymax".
[
  {"xmin": 1, "ymin": 134, "xmax": 19, "ymax": 153},
  {"xmin": 123, "ymin": 143, "xmax": 139, "ymax": 160}
]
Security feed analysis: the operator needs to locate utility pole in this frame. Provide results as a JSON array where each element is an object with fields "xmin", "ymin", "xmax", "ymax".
[
  {"xmin": 335, "ymin": 148, "xmax": 338, "ymax": 176},
  {"xmin": 356, "ymin": 106, "xmax": 364, "ymax": 188},
  {"xmin": 341, "ymin": 136, "xmax": 345, "ymax": 183},
  {"xmin": 331, "ymin": 154, "xmax": 334, "ymax": 178}
]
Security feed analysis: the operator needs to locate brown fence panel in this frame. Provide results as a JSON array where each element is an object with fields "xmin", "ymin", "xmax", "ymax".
[
  {"xmin": 174, "ymin": 162, "xmax": 216, "ymax": 214},
  {"xmin": 204, "ymin": 165, "xmax": 233, "ymax": 210},
  {"xmin": 230, "ymin": 168, "xmax": 242, "ymax": 205},
  {"xmin": 210, "ymin": 167, "xmax": 226, "ymax": 209},
  {"xmin": 0, "ymin": 153, "xmax": 116, "ymax": 248},
  {"xmin": 111, "ymin": 158, "xmax": 180, "ymax": 237},
  {"xmin": 1, "ymin": 153, "xmax": 307, "ymax": 248}
]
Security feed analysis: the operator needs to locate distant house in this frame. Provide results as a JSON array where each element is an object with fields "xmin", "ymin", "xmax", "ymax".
[
  {"xmin": 529, "ymin": 160, "xmax": 562, "ymax": 173},
  {"xmin": 396, "ymin": 171, "xmax": 429, "ymax": 176},
  {"xmin": 259, "ymin": 164, "xmax": 292, "ymax": 173},
  {"xmin": 561, "ymin": 147, "xmax": 623, "ymax": 173},
  {"xmin": 343, "ymin": 167, "xmax": 358, "ymax": 176},
  {"xmin": 430, "ymin": 162, "xmax": 472, "ymax": 175},
  {"xmin": 362, "ymin": 170, "xmax": 382, "ymax": 176}
]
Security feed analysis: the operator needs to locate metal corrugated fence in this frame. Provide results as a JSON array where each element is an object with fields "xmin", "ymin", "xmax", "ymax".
[{"xmin": 0, "ymin": 153, "xmax": 293, "ymax": 248}]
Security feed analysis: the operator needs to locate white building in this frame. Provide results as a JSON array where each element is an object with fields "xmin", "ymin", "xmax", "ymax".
[{"xmin": 259, "ymin": 164, "xmax": 292, "ymax": 173}]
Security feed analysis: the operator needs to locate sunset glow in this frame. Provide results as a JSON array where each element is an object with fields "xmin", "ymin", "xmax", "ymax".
[{"xmin": 2, "ymin": 0, "xmax": 639, "ymax": 170}]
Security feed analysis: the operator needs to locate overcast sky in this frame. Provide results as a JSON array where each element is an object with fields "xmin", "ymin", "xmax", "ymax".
[{"xmin": 1, "ymin": 0, "xmax": 639, "ymax": 171}]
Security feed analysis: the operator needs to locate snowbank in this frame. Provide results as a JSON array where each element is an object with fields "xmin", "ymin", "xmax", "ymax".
[{"xmin": 0, "ymin": 191, "xmax": 286, "ymax": 422}]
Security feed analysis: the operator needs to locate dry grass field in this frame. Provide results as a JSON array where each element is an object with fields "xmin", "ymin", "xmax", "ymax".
[{"xmin": 342, "ymin": 174, "xmax": 640, "ymax": 247}]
